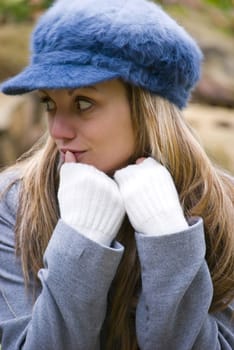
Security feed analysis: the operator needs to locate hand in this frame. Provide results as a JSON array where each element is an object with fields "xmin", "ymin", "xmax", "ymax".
[
  {"xmin": 114, "ymin": 157, "xmax": 188, "ymax": 236},
  {"xmin": 58, "ymin": 152, "xmax": 125, "ymax": 246}
]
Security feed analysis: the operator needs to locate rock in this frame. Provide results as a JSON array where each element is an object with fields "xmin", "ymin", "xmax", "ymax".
[
  {"xmin": 0, "ymin": 23, "xmax": 32, "ymax": 81},
  {"xmin": 194, "ymin": 42, "xmax": 234, "ymax": 107},
  {"xmin": 166, "ymin": 4, "xmax": 234, "ymax": 107},
  {"xmin": 195, "ymin": 71, "xmax": 234, "ymax": 108},
  {"xmin": 0, "ymin": 93, "xmax": 46, "ymax": 166},
  {"xmin": 184, "ymin": 104, "xmax": 234, "ymax": 174}
]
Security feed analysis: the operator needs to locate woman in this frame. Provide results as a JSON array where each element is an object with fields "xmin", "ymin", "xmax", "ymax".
[{"xmin": 0, "ymin": 0, "xmax": 234, "ymax": 349}]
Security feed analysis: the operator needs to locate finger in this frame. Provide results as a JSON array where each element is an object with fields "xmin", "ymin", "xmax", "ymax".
[
  {"xmin": 136, "ymin": 157, "xmax": 146, "ymax": 164},
  {"xmin": 65, "ymin": 151, "xmax": 76, "ymax": 163}
]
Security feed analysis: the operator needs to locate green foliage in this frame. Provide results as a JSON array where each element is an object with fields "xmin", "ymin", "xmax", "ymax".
[
  {"xmin": 0, "ymin": 0, "xmax": 53, "ymax": 22},
  {"xmin": 0, "ymin": 0, "xmax": 233, "ymax": 22},
  {"xmin": 157, "ymin": 0, "xmax": 233, "ymax": 11},
  {"xmin": 0, "ymin": 0, "xmax": 29, "ymax": 22},
  {"xmin": 204, "ymin": 0, "xmax": 233, "ymax": 10}
]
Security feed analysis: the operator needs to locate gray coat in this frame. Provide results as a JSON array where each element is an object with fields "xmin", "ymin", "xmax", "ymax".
[{"xmin": 0, "ymin": 173, "xmax": 233, "ymax": 349}]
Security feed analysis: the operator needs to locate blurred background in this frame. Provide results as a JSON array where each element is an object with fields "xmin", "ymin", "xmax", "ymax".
[{"xmin": 0, "ymin": 0, "xmax": 233, "ymax": 173}]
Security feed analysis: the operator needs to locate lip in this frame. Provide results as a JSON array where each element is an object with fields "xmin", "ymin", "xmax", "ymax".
[{"xmin": 60, "ymin": 149, "xmax": 87, "ymax": 162}]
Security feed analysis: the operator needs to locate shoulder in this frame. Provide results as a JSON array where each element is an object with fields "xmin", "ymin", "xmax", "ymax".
[
  {"xmin": 219, "ymin": 169, "xmax": 234, "ymax": 184},
  {"xmin": 226, "ymin": 174, "xmax": 234, "ymax": 185},
  {"xmin": 0, "ymin": 169, "xmax": 21, "ymax": 225}
]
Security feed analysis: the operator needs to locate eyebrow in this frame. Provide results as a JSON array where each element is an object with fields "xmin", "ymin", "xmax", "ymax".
[
  {"xmin": 38, "ymin": 86, "xmax": 98, "ymax": 96},
  {"xmin": 37, "ymin": 89, "xmax": 48, "ymax": 95},
  {"xmin": 68, "ymin": 86, "xmax": 98, "ymax": 96}
]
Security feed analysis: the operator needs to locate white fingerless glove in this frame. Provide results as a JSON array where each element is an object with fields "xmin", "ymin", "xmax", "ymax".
[
  {"xmin": 114, "ymin": 158, "xmax": 188, "ymax": 236},
  {"xmin": 58, "ymin": 163, "xmax": 125, "ymax": 246}
]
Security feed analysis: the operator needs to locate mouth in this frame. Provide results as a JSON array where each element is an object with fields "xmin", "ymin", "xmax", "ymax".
[{"xmin": 60, "ymin": 149, "xmax": 87, "ymax": 162}]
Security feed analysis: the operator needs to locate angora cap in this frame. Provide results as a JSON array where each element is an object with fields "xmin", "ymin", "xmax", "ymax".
[{"xmin": 1, "ymin": 0, "xmax": 203, "ymax": 109}]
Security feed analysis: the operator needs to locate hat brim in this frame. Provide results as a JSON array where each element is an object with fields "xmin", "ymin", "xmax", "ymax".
[{"xmin": 1, "ymin": 63, "xmax": 120, "ymax": 95}]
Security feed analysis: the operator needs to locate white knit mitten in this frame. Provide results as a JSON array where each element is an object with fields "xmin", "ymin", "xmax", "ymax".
[
  {"xmin": 58, "ymin": 163, "xmax": 125, "ymax": 246},
  {"xmin": 114, "ymin": 158, "xmax": 188, "ymax": 236}
]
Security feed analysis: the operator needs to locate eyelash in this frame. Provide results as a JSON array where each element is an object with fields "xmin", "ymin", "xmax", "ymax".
[
  {"xmin": 39, "ymin": 97, "xmax": 55, "ymax": 112},
  {"xmin": 74, "ymin": 96, "xmax": 93, "ymax": 112},
  {"xmin": 39, "ymin": 96, "xmax": 93, "ymax": 113}
]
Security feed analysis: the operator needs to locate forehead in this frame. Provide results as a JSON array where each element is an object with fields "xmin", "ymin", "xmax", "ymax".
[
  {"xmin": 37, "ymin": 80, "xmax": 128, "ymax": 98},
  {"xmin": 38, "ymin": 86, "xmax": 97, "ymax": 95}
]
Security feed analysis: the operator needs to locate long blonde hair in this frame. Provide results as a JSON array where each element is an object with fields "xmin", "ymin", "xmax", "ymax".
[{"xmin": 3, "ymin": 85, "xmax": 234, "ymax": 349}]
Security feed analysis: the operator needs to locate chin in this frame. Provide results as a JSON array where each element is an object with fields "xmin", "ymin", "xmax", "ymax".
[
  {"xmin": 104, "ymin": 160, "xmax": 131, "ymax": 176},
  {"xmin": 69, "ymin": 157, "xmax": 132, "ymax": 175}
]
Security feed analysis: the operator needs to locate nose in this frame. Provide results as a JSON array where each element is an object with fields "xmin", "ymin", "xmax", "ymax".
[{"xmin": 49, "ymin": 114, "xmax": 76, "ymax": 140}]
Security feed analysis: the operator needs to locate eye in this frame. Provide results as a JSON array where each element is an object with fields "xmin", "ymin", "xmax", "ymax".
[
  {"xmin": 75, "ymin": 97, "xmax": 93, "ymax": 112},
  {"xmin": 39, "ymin": 96, "xmax": 56, "ymax": 112}
]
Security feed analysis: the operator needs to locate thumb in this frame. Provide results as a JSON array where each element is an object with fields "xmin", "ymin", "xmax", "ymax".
[
  {"xmin": 136, "ymin": 157, "xmax": 146, "ymax": 165},
  {"xmin": 65, "ymin": 151, "xmax": 76, "ymax": 163}
]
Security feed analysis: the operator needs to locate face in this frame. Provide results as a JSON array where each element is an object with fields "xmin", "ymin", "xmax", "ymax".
[{"xmin": 38, "ymin": 79, "xmax": 135, "ymax": 174}]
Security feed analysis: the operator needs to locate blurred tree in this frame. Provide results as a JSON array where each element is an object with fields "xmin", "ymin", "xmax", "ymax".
[
  {"xmin": 0, "ymin": 0, "xmax": 53, "ymax": 22},
  {"xmin": 157, "ymin": 0, "xmax": 233, "ymax": 11},
  {"xmin": 0, "ymin": 0, "xmax": 233, "ymax": 22},
  {"xmin": 204, "ymin": 0, "xmax": 233, "ymax": 10}
]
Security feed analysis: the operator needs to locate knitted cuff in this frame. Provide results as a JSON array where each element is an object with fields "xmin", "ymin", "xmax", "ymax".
[
  {"xmin": 114, "ymin": 158, "xmax": 188, "ymax": 236},
  {"xmin": 58, "ymin": 163, "xmax": 125, "ymax": 246}
]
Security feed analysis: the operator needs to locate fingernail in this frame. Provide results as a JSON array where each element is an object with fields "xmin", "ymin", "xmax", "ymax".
[{"xmin": 65, "ymin": 151, "xmax": 76, "ymax": 163}]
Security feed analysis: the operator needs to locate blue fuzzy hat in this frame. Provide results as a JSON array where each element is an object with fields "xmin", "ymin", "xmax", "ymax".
[{"xmin": 1, "ymin": 0, "xmax": 203, "ymax": 109}]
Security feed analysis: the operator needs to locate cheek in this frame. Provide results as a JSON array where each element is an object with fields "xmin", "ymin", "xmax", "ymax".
[
  {"xmin": 47, "ymin": 117, "xmax": 52, "ymax": 133},
  {"xmin": 113, "ymin": 123, "xmax": 135, "ymax": 154},
  {"xmin": 95, "ymin": 115, "xmax": 135, "ymax": 166},
  {"xmin": 112, "ymin": 110, "xmax": 135, "ymax": 153}
]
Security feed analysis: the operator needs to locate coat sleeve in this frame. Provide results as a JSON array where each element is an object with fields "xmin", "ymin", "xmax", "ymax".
[
  {"xmin": 135, "ymin": 217, "xmax": 234, "ymax": 350},
  {"xmin": 0, "ymin": 176, "xmax": 124, "ymax": 350}
]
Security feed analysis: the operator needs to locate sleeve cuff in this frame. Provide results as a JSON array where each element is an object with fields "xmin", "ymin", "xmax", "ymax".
[
  {"xmin": 43, "ymin": 219, "xmax": 124, "ymax": 297},
  {"xmin": 135, "ymin": 217, "xmax": 206, "ymax": 283}
]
